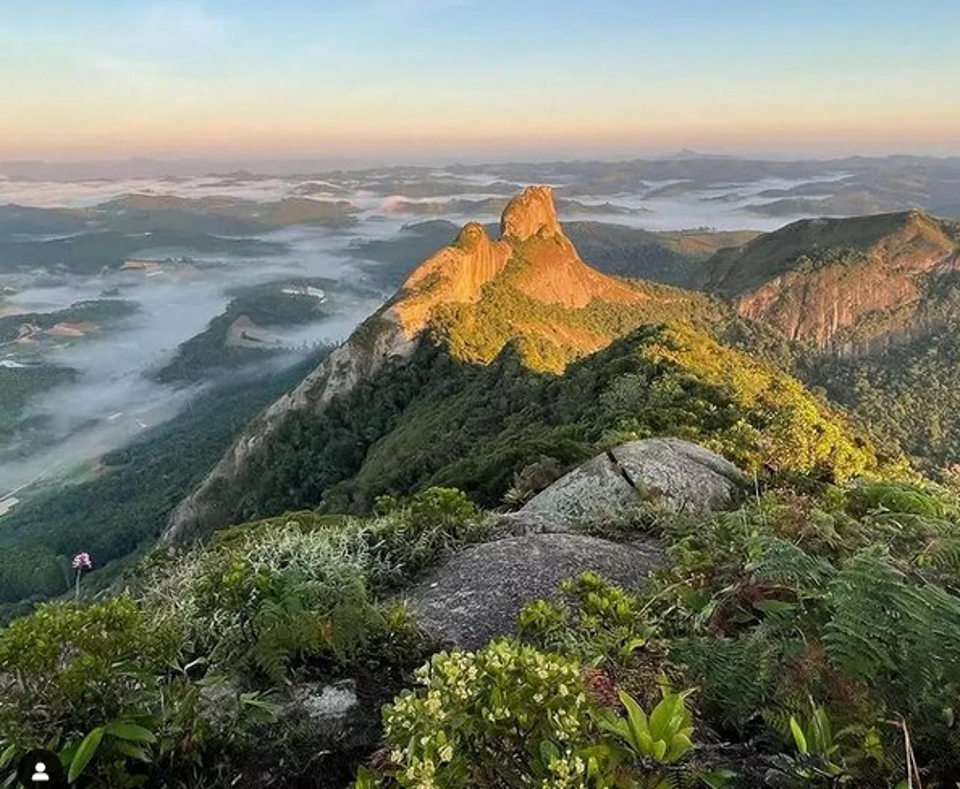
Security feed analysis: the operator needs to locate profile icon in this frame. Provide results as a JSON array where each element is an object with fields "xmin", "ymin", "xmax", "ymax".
[{"xmin": 16, "ymin": 750, "xmax": 64, "ymax": 788}]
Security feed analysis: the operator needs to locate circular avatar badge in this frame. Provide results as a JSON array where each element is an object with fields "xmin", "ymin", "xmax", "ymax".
[{"xmin": 17, "ymin": 750, "xmax": 65, "ymax": 788}]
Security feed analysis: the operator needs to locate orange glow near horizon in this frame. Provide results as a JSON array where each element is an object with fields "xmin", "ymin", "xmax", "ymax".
[{"xmin": 4, "ymin": 110, "xmax": 960, "ymax": 161}]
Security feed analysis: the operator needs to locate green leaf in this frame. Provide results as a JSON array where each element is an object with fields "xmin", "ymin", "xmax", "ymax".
[
  {"xmin": 539, "ymin": 740, "xmax": 560, "ymax": 766},
  {"xmin": 113, "ymin": 742, "xmax": 151, "ymax": 763},
  {"xmin": 618, "ymin": 690, "xmax": 649, "ymax": 749},
  {"xmin": 595, "ymin": 709, "xmax": 632, "ymax": 741},
  {"xmin": 104, "ymin": 722, "xmax": 157, "ymax": 744},
  {"xmin": 68, "ymin": 727, "xmax": 104, "ymax": 783},
  {"xmin": 240, "ymin": 693, "xmax": 282, "ymax": 721},
  {"xmin": 637, "ymin": 730, "xmax": 656, "ymax": 758},
  {"xmin": 699, "ymin": 768, "xmax": 738, "ymax": 788},
  {"xmin": 354, "ymin": 766, "xmax": 378, "ymax": 789},
  {"xmin": 651, "ymin": 738, "xmax": 667, "ymax": 761},
  {"xmin": 789, "ymin": 716, "xmax": 808, "ymax": 755},
  {"xmin": 811, "ymin": 706, "xmax": 833, "ymax": 751},
  {"xmin": 0, "ymin": 745, "xmax": 16, "ymax": 771},
  {"xmin": 666, "ymin": 731, "xmax": 694, "ymax": 762},
  {"xmin": 648, "ymin": 693, "xmax": 679, "ymax": 739}
]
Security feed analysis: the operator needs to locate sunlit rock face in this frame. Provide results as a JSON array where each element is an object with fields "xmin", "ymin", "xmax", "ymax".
[{"xmin": 500, "ymin": 185, "xmax": 562, "ymax": 240}]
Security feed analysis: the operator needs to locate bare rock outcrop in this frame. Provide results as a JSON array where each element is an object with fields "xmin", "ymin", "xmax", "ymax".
[
  {"xmin": 500, "ymin": 184, "xmax": 562, "ymax": 240},
  {"xmin": 404, "ymin": 533, "xmax": 665, "ymax": 650},
  {"xmin": 517, "ymin": 438, "xmax": 747, "ymax": 530}
]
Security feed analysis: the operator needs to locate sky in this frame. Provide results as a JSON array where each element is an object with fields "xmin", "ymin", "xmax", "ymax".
[{"xmin": 1, "ymin": 0, "xmax": 959, "ymax": 162}]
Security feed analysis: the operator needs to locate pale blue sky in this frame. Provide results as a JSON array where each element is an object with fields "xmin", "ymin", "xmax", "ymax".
[{"xmin": 1, "ymin": 0, "xmax": 958, "ymax": 159}]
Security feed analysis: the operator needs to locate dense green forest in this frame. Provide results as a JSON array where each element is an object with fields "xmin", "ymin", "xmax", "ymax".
[
  {"xmin": 808, "ymin": 323, "xmax": 960, "ymax": 478},
  {"xmin": 0, "ymin": 364, "xmax": 75, "ymax": 439}
]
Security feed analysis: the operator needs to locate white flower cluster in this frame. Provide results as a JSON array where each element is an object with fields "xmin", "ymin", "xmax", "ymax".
[
  {"xmin": 540, "ymin": 749, "xmax": 589, "ymax": 789},
  {"xmin": 381, "ymin": 640, "xmax": 591, "ymax": 788}
]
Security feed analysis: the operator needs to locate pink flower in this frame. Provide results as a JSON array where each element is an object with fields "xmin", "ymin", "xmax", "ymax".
[{"xmin": 72, "ymin": 552, "xmax": 93, "ymax": 570}]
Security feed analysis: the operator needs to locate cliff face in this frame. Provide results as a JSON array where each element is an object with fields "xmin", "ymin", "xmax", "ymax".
[
  {"xmin": 392, "ymin": 222, "xmax": 512, "ymax": 335},
  {"xmin": 702, "ymin": 211, "xmax": 960, "ymax": 352},
  {"xmin": 499, "ymin": 185, "xmax": 562, "ymax": 240},
  {"xmin": 163, "ymin": 186, "xmax": 706, "ymax": 544}
]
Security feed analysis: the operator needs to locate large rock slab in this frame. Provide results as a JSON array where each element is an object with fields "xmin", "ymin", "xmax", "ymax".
[
  {"xmin": 519, "ymin": 438, "xmax": 747, "ymax": 530},
  {"xmin": 405, "ymin": 533, "xmax": 665, "ymax": 650}
]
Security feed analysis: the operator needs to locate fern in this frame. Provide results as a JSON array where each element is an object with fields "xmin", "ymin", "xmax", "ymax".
[
  {"xmin": 673, "ymin": 634, "xmax": 776, "ymax": 729},
  {"xmin": 824, "ymin": 549, "xmax": 960, "ymax": 713},
  {"xmin": 922, "ymin": 536, "xmax": 960, "ymax": 581},
  {"xmin": 750, "ymin": 537, "xmax": 836, "ymax": 591}
]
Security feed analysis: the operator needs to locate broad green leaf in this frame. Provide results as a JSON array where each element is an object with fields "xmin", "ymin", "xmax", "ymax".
[
  {"xmin": 649, "ymin": 694, "xmax": 679, "ymax": 739},
  {"xmin": 618, "ymin": 691, "xmax": 649, "ymax": 749},
  {"xmin": 651, "ymin": 738, "xmax": 667, "ymax": 761},
  {"xmin": 68, "ymin": 727, "xmax": 104, "ymax": 783},
  {"xmin": 104, "ymin": 722, "xmax": 157, "ymax": 744},
  {"xmin": 0, "ymin": 745, "xmax": 15, "ymax": 770},
  {"xmin": 812, "ymin": 706, "xmax": 833, "ymax": 750},
  {"xmin": 789, "ymin": 716, "xmax": 808, "ymax": 755},
  {"xmin": 113, "ymin": 742, "xmax": 151, "ymax": 763},
  {"xmin": 667, "ymin": 731, "xmax": 694, "ymax": 762},
  {"xmin": 637, "ymin": 730, "xmax": 655, "ymax": 757}
]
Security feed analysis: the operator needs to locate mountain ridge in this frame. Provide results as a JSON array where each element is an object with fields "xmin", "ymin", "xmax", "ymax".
[
  {"xmin": 163, "ymin": 186, "xmax": 726, "ymax": 542},
  {"xmin": 700, "ymin": 209, "xmax": 960, "ymax": 352}
]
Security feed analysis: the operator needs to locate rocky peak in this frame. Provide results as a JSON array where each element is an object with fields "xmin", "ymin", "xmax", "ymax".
[
  {"xmin": 702, "ymin": 210, "xmax": 960, "ymax": 353},
  {"xmin": 454, "ymin": 221, "xmax": 490, "ymax": 251},
  {"xmin": 500, "ymin": 185, "xmax": 561, "ymax": 241}
]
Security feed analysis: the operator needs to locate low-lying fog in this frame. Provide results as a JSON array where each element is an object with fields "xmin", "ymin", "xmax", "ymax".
[{"xmin": 0, "ymin": 168, "xmax": 843, "ymax": 501}]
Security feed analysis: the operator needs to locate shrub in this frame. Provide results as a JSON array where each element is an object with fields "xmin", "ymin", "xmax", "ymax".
[
  {"xmin": 518, "ymin": 572, "xmax": 653, "ymax": 668},
  {"xmin": 367, "ymin": 487, "xmax": 489, "ymax": 588},
  {"xmin": 142, "ymin": 522, "xmax": 397, "ymax": 681},
  {"xmin": 138, "ymin": 490, "xmax": 484, "ymax": 681},
  {"xmin": 0, "ymin": 597, "xmax": 194, "ymax": 788},
  {"xmin": 0, "ymin": 597, "xmax": 181, "ymax": 746},
  {"xmin": 374, "ymin": 640, "xmax": 593, "ymax": 788},
  {"xmin": 503, "ymin": 455, "xmax": 566, "ymax": 506}
]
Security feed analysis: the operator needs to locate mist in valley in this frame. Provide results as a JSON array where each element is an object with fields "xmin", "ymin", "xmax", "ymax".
[{"xmin": 0, "ymin": 158, "xmax": 951, "ymax": 505}]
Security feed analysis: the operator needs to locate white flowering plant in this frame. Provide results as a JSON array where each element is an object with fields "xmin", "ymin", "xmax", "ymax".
[{"xmin": 370, "ymin": 639, "xmax": 606, "ymax": 788}]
